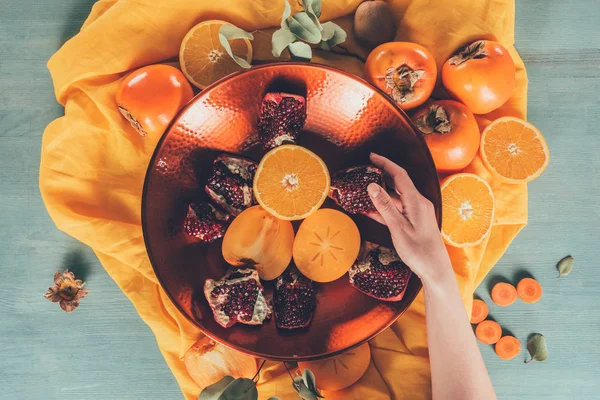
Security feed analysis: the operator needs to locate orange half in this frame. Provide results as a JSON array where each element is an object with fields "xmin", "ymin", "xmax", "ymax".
[
  {"xmin": 481, "ymin": 116, "xmax": 550, "ymax": 183},
  {"xmin": 253, "ymin": 145, "xmax": 330, "ymax": 221},
  {"xmin": 179, "ymin": 20, "xmax": 253, "ymax": 89},
  {"xmin": 441, "ymin": 173, "xmax": 495, "ymax": 247}
]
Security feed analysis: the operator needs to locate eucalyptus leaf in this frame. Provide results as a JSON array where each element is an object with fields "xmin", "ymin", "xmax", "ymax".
[
  {"xmin": 272, "ymin": 28, "xmax": 297, "ymax": 57},
  {"xmin": 288, "ymin": 41, "xmax": 312, "ymax": 61},
  {"xmin": 557, "ymin": 255, "xmax": 574, "ymax": 277},
  {"xmin": 289, "ymin": 12, "xmax": 322, "ymax": 44},
  {"xmin": 218, "ymin": 24, "xmax": 254, "ymax": 69},
  {"xmin": 301, "ymin": 369, "xmax": 323, "ymax": 398},
  {"xmin": 293, "ymin": 376, "xmax": 319, "ymax": 400},
  {"xmin": 266, "ymin": 397, "xmax": 281, "ymax": 400},
  {"xmin": 279, "ymin": 0, "xmax": 292, "ymax": 29},
  {"xmin": 218, "ymin": 378, "xmax": 258, "ymax": 400},
  {"xmin": 526, "ymin": 334, "xmax": 548, "ymax": 363},
  {"xmin": 302, "ymin": 0, "xmax": 322, "ymax": 18},
  {"xmin": 199, "ymin": 376, "xmax": 235, "ymax": 400},
  {"xmin": 320, "ymin": 21, "xmax": 337, "ymax": 41},
  {"xmin": 319, "ymin": 22, "xmax": 346, "ymax": 50}
]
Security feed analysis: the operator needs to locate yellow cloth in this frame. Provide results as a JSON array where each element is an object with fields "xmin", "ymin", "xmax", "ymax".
[{"xmin": 40, "ymin": 0, "xmax": 527, "ymax": 398}]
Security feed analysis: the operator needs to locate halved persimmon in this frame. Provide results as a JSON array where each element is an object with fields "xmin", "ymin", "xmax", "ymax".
[
  {"xmin": 364, "ymin": 42, "xmax": 437, "ymax": 111},
  {"xmin": 293, "ymin": 208, "xmax": 361, "ymax": 283}
]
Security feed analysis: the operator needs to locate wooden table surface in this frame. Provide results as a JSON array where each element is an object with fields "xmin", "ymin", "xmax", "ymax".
[{"xmin": 1, "ymin": 1, "xmax": 599, "ymax": 399}]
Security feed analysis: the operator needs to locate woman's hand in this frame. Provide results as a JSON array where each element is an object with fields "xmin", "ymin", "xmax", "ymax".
[{"xmin": 366, "ymin": 153, "xmax": 453, "ymax": 288}]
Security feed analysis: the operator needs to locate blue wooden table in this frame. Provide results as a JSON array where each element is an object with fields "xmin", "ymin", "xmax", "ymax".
[{"xmin": 1, "ymin": 1, "xmax": 599, "ymax": 398}]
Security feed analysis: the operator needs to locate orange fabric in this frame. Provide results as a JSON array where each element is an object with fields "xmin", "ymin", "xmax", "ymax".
[{"xmin": 40, "ymin": 0, "xmax": 527, "ymax": 399}]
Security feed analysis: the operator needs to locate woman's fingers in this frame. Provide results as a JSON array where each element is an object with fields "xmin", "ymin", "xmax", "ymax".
[
  {"xmin": 370, "ymin": 152, "xmax": 420, "ymax": 216},
  {"xmin": 366, "ymin": 192, "xmax": 404, "ymax": 224},
  {"xmin": 367, "ymin": 183, "xmax": 406, "ymax": 231}
]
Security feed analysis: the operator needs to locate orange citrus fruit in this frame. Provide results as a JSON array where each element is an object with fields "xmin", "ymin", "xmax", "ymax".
[
  {"xmin": 253, "ymin": 145, "xmax": 330, "ymax": 221},
  {"xmin": 298, "ymin": 343, "xmax": 371, "ymax": 391},
  {"xmin": 293, "ymin": 209, "xmax": 361, "ymax": 282},
  {"xmin": 441, "ymin": 173, "xmax": 495, "ymax": 247},
  {"xmin": 480, "ymin": 116, "xmax": 550, "ymax": 183},
  {"xmin": 179, "ymin": 20, "xmax": 253, "ymax": 89}
]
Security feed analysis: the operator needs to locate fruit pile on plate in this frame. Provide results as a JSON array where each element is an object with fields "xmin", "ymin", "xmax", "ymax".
[{"xmin": 183, "ymin": 92, "xmax": 413, "ymax": 330}]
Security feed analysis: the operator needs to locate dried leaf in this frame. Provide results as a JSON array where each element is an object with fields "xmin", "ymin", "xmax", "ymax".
[
  {"xmin": 319, "ymin": 22, "xmax": 347, "ymax": 51},
  {"xmin": 272, "ymin": 28, "xmax": 297, "ymax": 57},
  {"xmin": 218, "ymin": 24, "xmax": 254, "ymax": 69},
  {"xmin": 288, "ymin": 41, "xmax": 312, "ymax": 62},
  {"xmin": 219, "ymin": 378, "xmax": 258, "ymax": 400},
  {"xmin": 557, "ymin": 255, "xmax": 574, "ymax": 277},
  {"xmin": 198, "ymin": 376, "xmax": 234, "ymax": 400},
  {"xmin": 289, "ymin": 12, "xmax": 322, "ymax": 44},
  {"xmin": 525, "ymin": 334, "xmax": 548, "ymax": 363}
]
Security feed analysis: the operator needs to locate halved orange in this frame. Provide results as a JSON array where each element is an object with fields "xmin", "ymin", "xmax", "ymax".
[
  {"xmin": 179, "ymin": 20, "xmax": 253, "ymax": 89},
  {"xmin": 441, "ymin": 173, "xmax": 495, "ymax": 247},
  {"xmin": 293, "ymin": 209, "xmax": 361, "ymax": 282},
  {"xmin": 253, "ymin": 145, "xmax": 330, "ymax": 221},
  {"xmin": 481, "ymin": 116, "xmax": 550, "ymax": 183}
]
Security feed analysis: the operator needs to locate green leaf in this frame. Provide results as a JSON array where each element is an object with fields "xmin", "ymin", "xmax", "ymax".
[
  {"xmin": 267, "ymin": 398, "xmax": 281, "ymax": 400},
  {"xmin": 199, "ymin": 376, "xmax": 235, "ymax": 400},
  {"xmin": 279, "ymin": 0, "xmax": 292, "ymax": 29},
  {"xmin": 288, "ymin": 41, "xmax": 312, "ymax": 62},
  {"xmin": 289, "ymin": 12, "xmax": 322, "ymax": 44},
  {"xmin": 218, "ymin": 378, "xmax": 258, "ymax": 400},
  {"xmin": 302, "ymin": 369, "xmax": 324, "ymax": 398},
  {"xmin": 320, "ymin": 21, "xmax": 337, "ymax": 41},
  {"xmin": 302, "ymin": 0, "xmax": 322, "ymax": 18},
  {"xmin": 526, "ymin": 334, "xmax": 548, "ymax": 363},
  {"xmin": 293, "ymin": 376, "xmax": 318, "ymax": 400},
  {"xmin": 218, "ymin": 24, "xmax": 254, "ymax": 69},
  {"xmin": 557, "ymin": 255, "xmax": 574, "ymax": 277},
  {"xmin": 272, "ymin": 28, "xmax": 297, "ymax": 57},
  {"xmin": 320, "ymin": 22, "xmax": 346, "ymax": 50}
]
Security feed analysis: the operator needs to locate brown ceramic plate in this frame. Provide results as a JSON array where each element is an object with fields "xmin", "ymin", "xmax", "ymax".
[{"xmin": 142, "ymin": 63, "xmax": 440, "ymax": 361}]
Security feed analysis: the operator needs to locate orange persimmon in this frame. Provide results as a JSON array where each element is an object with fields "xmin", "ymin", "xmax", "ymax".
[
  {"xmin": 491, "ymin": 282, "xmax": 517, "ymax": 307},
  {"xmin": 412, "ymin": 100, "xmax": 480, "ymax": 172},
  {"xmin": 475, "ymin": 320, "xmax": 502, "ymax": 345},
  {"xmin": 470, "ymin": 299, "xmax": 489, "ymax": 324},
  {"xmin": 365, "ymin": 42, "xmax": 437, "ymax": 111},
  {"xmin": 116, "ymin": 64, "xmax": 194, "ymax": 136},
  {"xmin": 516, "ymin": 278, "xmax": 543, "ymax": 304},
  {"xmin": 442, "ymin": 40, "xmax": 515, "ymax": 114}
]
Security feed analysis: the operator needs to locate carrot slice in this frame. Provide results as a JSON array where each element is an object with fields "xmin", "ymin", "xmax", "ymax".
[
  {"xmin": 470, "ymin": 299, "xmax": 489, "ymax": 324},
  {"xmin": 491, "ymin": 282, "xmax": 517, "ymax": 306},
  {"xmin": 475, "ymin": 320, "xmax": 502, "ymax": 344},
  {"xmin": 495, "ymin": 336, "xmax": 521, "ymax": 360},
  {"xmin": 516, "ymin": 278, "xmax": 543, "ymax": 303}
]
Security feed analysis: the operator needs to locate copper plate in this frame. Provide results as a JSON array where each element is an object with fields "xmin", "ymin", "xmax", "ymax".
[{"xmin": 142, "ymin": 63, "xmax": 441, "ymax": 361}]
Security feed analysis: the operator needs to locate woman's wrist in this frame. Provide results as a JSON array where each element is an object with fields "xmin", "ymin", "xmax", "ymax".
[{"xmin": 419, "ymin": 259, "xmax": 457, "ymax": 294}]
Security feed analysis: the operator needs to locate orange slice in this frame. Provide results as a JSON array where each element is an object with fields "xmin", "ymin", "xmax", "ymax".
[
  {"xmin": 253, "ymin": 145, "xmax": 330, "ymax": 221},
  {"xmin": 179, "ymin": 20, "xmax": 253, "ymax": 89},
  {"xmin": 481, "ymin": 116, "xmax": 550, "ymax": 183},
  {"xmin": 293, "ymin": 209, "xmax": 361, "ymax": 282},
  {"xmin": 441, "ymin": 173, "xmax": 495, "ymax": 247}
]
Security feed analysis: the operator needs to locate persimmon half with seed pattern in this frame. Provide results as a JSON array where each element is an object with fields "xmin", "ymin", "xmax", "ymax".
[{"xmin": 293, "ymin": 209, "xmax": 361, "ymax": 283}]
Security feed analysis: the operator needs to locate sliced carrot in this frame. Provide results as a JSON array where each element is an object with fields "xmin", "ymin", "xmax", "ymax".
[
  {"xmin": 475, "ymin": 320, "xmax": 502, "ymax": 345},
  {"xmin": 495, "ymin": 336, "xmax": 521, "ymax": 360},
  {"xmin": 491, "ymin": 282, "xmax": 517, "ymax": 306},
  {"xmin": 516, "ymin": 278, "xmax": 543, "ymax": 303},
  {"xmin": 470, "ymin": 299, "xmax": 489, "ymax": 324}
]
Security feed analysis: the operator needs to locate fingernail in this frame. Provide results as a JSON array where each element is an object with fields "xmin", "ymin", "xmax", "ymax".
[{"xmin": 367, "ymin": 183, "xmax": 381, "ymax": 198}]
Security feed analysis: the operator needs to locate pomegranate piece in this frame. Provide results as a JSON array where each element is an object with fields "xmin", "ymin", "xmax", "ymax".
[
  {"xmin": 205, "ymin": 154, "xmax": 257, "ymax": 216},
  {"xmin": 329, "ymin": 166, "xmax": 385, "ymax": 214},
  {"xmin": 349, "ymin": 242, "xmax": 412, "ymax": 302},
  {"xmin": 257, "ymin": 92, "xmax": 306, "ymax": 150},
  {"xmin": 183, "ymin": 202, "xmax": 231, "ymax": 243},
  {"xmin": 204, "ymin": 268, "xmax": 272, "ymax": 328},
  {"xmin": 274, "ymin": 270, "xmax": 316, "ymax": 329}
]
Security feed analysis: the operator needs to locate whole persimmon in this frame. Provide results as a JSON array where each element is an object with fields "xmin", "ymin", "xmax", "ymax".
[
  {"xmin": 412, "ymin": 100, "xmax": 480, "ymax": 172},
  {"xmin": 365, "ymin": 42, "xmax": 437, "ymax": 111},
  {"xmin": 116, "ymin": 64, "xmax": 194, "ymax": 136},
  {"xmin": 442, "ymin": 40, "xmax": 515, "ymax": 114}
]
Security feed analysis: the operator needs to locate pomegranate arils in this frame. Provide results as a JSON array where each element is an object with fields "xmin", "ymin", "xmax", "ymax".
[
  {"xmin": 274, "ymin": 270, "xmax": 316, "ymax": 329},
  {"xmin": 329, "ymin": 166, "xmax": 384, "ymax": 214},
  {"xmin": 205, "ymin": 154, "xmax": 257, "ymax": 215},
  {"xmin": 257, "ymin": 93, "xmax": 306, "ymax": 150},
  {"xmin": 349, "ymin": 242, "xmax": 412, "ymax": 302},
  {"xmin": 183, "ymin": 202, "xmax": 231, "ymax": 243},
  {"xmin": 204, "ymin": 268, "xmax": 272, "ymax": 328}
]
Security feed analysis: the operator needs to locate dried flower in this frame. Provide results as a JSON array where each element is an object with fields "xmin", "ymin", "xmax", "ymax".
[{"xmin": 44, "ymin": 270, "xmax": 89, "ymax": 313}]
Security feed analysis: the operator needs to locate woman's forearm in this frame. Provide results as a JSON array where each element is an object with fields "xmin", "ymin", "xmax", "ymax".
[{"xmin": 423, "ymin": 267, "xmax": 497, "ymax": 400}]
